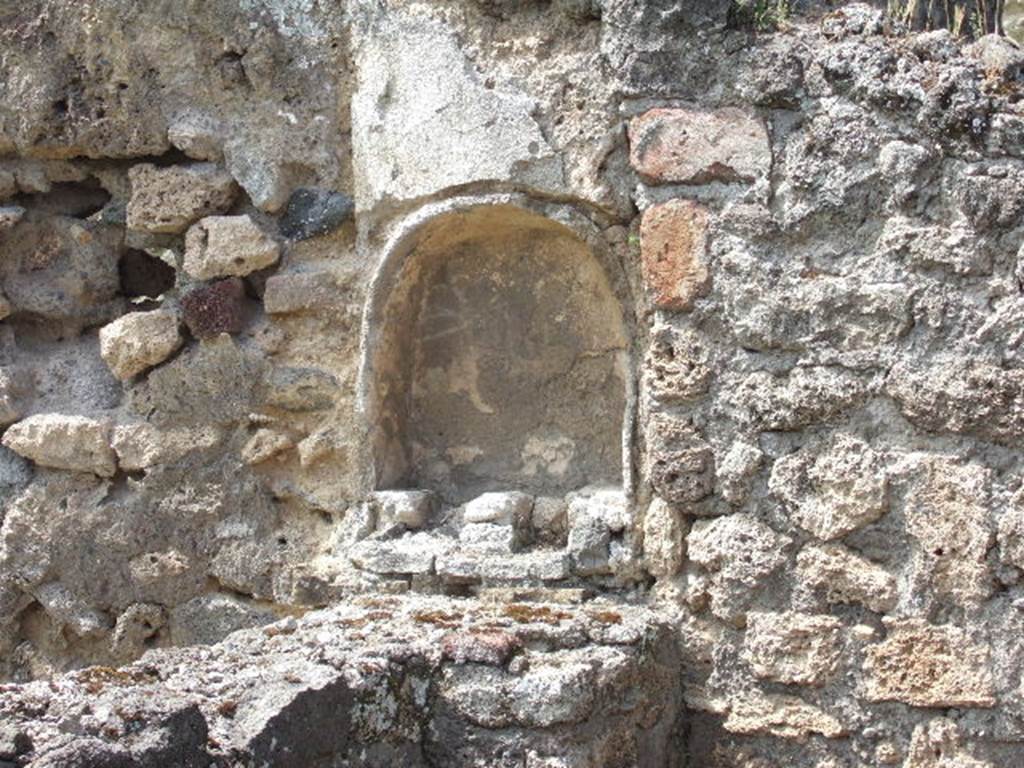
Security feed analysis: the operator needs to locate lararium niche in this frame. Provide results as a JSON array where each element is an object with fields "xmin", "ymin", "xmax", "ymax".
[{"xmin": 361, "ymin": 198, "xmax": 634, "ymax": 505}]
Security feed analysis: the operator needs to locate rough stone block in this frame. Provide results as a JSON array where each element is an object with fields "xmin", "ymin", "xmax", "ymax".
[
  {"xmin": 639, "ymin": 199, "xmax": 711, "ymax": 311},
  {"xmin": 262, "ymin": 271, "xmax": 344, "ymax": 314},
  {"xmin": 436, "ymin": 551, "xmax": 570, "ymax": 582},
  {"xmin": 241, "ymin": 428, "xmax": 293, "ymax": 465},
  {"xmin": 279, "ymin": 188, "xmax": 354, "ymax": 240},
  {"xmin": 126, "ymin": 163, "xmax": 238, "ymax": 234},
  {"xmin": 795, "ymin": 543, "xmax": 897, "ymax": 613},
  {"xmin": 112, "ymin": 422, "xmax": 221, "ymax": 471},
  {"xmin": 567, "ymin": 515, "xmax": 610, "ymax": 576},
  {"xmin": 350, "ymin": 534, "xmax": 443, "ymax": 575},
  {"xmin": 371, "ymin": 490, "xmax": 434, "ymax": 530},
  {"xmin": 183, "ymin": 214, "xmax": 280, "ymax": 280},
  {"xmin": 464, "ymin": 491, "xmax": 533, "ymax": 526},
  {"xmin": 460, "ymin": 522, "xmax": 518, "ymax": 553},
  {"xmin": 769, "ymin": 433, "xmax": 887, "ymax": 540},
  {"xmin": 723, "ymin": 691, "xmax": 844, "ymax": 740},
  {"xmin": 645, "ymin": 414, "xmax": 715, "ymax": 505},
  {"xmin": 531, "ymin": 497, "xmax": 568, "ymax": 544},
  {"xmin": 2, "ymin": 413, "xmax": 116, "ymax": 476},
  {"xmin": 628, "ymin": 107, "xmax": 770, "ymax": 185},
  {"xmin": 864, "ymin": 619, "xmax": 996, "ymax": 707},
  {"xmin": 181, "ymin": 277, "xmax": 246, "ymax": 339},
  {"xmin": 0, "ymin": 366, "xmax": 29, "ymax": 426},
  {"xmin": 742, "ymin": 611, "xmax": 843, "ymax": 686},
  {"xmin": 99, "ymin": 309, "xmax": 183, "ymax": 380},
  {"xmin": 643, "ymin": 497, "xmax": 686, "ymax": 579}
]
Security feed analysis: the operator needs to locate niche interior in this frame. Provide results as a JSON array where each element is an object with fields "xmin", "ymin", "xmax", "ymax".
[{"xmin": 363, "ymin": 202, "xmax": 634, "ymax": 504}]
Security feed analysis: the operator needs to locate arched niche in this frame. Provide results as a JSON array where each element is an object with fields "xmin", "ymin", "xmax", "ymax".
[{"xmin": 359, "ymin": 196, "xmax": 636, "ymax": 504}]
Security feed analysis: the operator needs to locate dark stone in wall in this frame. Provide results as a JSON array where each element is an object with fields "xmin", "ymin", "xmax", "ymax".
[
  {"xmin": 279, "ymin": 188, "xmax": 354, "ymax": 241},
  {"xmin": 181, "ymin": 278, "xmax": 245, "ymax": 339}
]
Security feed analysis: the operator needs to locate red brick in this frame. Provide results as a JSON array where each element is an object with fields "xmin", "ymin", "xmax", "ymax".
[{"xmin": 639, "ymin": 199, "xmax": 710, "ymax": 311}]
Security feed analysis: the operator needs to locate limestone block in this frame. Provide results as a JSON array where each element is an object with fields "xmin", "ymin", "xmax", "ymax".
[
  {"xmin": 769, "ymin": 434, "xmax": 887, "ymax": 540},
  {"xmin": 742, "ymin": 612, "xmax": 843, "ymax": 686},
  {"xmin": 863, "ymin": 619, "xmax": 996, "ymax": 707},
  {"xmin": 723, "ymin": 366, "xmax": 868, "ymax": 431},
  {"xmin": 628, "ymin": 107, "xmax": 770, "ymax": 185},
  {"xmin": 724, "ymin": 691, "xmax": 844, "ymax": 740},
  {"xmin": 531, "ymin": 497, "xmax": 568, "ymax": 544},
  {"xmin": 183, "ymin": 215, "xmax": 280, "ymax": 280},
  {"xmin": 716, "ymin": 440, "xmax": 763, "ymax": 506},
  {"xmin": 465, "ymin": 492, "xmax": 533, "ymax": 526},
  {"xmin": 110, "ymin": 603, "xmax": 166, "ymax": 661},
  {"xmin": 181, "ymin": 278, "xmax": 246, "ymax": 339},
  {"xmin": 567, "ymin": 514, "xmax": 610, "ymax": 576},
  {"xmin": 128, "ymin": 549, "xmax": 205, "ymax": 606},
  {"xmin": 639, "ymin": 199, "xmax": 711, "ymax": 311},
  {"xmin": 643, "ymin": 497, "xmax": 686, "ymax": 579},
  {"xmin": 436, "ymin": 551, "xmax": 570, "ymax": 582},
  {"xmin": 795, "ymin": 543, "xmax": 897, "ymax": 613},
  {"xmin": 371, "ymin": 490, "xmax": 434, "ymax": 530},
  {"xmin": 2, "ymin": 413, "xmax": 116, "ymax": 476},
  {"xmin": 126, "ymin": 163, "xmax": 238, "ymax": 234},
  {"xmin": 460, "ymin": 522, "xmax": 518, "ymax": 553},
  {"xmin": 112, "ymin": 422, "xmax": 221, "ymax": 471},
  {"xmin": 350, "ymin": 534, "xmax": 444, "ymax": 575},
  {"xmin": 99, "ymin": 309, "xmax": 183, "ymax": 380}
]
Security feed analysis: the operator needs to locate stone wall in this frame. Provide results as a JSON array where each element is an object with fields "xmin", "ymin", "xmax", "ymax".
[{"xmin": 2, "ymin": 1, "xmax": 1024, "ymax": 766}]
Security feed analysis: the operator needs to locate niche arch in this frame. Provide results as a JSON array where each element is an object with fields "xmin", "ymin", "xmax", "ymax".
[{"xmin": 358, "ymin": 195, "xmax": 637, "ymax": 504}]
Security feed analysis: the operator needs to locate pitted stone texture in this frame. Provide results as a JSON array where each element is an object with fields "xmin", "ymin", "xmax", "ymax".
[
  {"xmin": 181, "ymin": 278, "xmax": 246, "ymax": 339},
  {"xmin": 642, "ymin": 323, "xmax": 712, "ymax": 403},
  {"xmin": 371, "ymin": 490, "xmax": 435, "ymax": 530},
  {"xmin": 863, "ymin": 619, "xmax": 996, "ymax": 708},
  {"xmin": 795, "ymin": 543, "xmax": 897, "ymax": 613},
  {"xmin": 742, "ymin": 611, "xmax": 843, "ymax": 686},
  {"xmin": 904, "ymin": 718, "xmax": 994, "ymax": 768},
  {"xmin": 183, "ymin": 215, "xmax": 280, "ymax": 280},
  {"xmin": 723, "ymin": 366, "xmax": 869, "ymax": 431},
  {"xmin": 99, "ymin": 309, "xmax": 183, "ymax": 380},
  {"xmin": 646, "ymin": 414, "xmax": 715, "ymax": 505},
  {"xmin": 688, "ymin": 514, "xmax": 791, "ymax": 623},
  {"xmin": 769, "ymin": 434, "xmax": 887, "ymax": 540},
  {"xmin": 126, "ymin": 163, "xmax": 238, "ymax": 234},
  {"xmin": 2, "ymin": 413, "xmax": 115, "ymax": 477},
  {"xmin": 0, "ymin": 596, "xmax": 681, "ymax": 768},
  {"xmin": 903, "ymin": 458, "xmax": 994, "ymax": 607},
  {"xmin": 629, "ymin": 107, "xmax": 770, "ymax": 185},
  {"xmin": 639, "ymin": 199, "xmax": 711, "ymax": 311},
  {"xmin": 887, "ymin": 359, "xmax": 1024, "ymax": 446},
  {"xmin": 241, "ymin": 428, "xmax": 293, "ymax": 466},
  {"xmin": 262, "ymin": 367, "xmax": 340, "ymax": 412}
]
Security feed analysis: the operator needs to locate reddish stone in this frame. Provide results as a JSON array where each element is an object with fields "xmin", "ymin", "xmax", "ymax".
[
  {"xmin": 441, "ymin": 630, "xmax": 521, "ymax": 666},
  {"xmin": 639, "ymin": 199, "xmax": 711, "ymax": 311},
  {"xmin": 628, "ymin": 107, "xmax": 770, "ymax": 185},
  {"xmin": 181, "ymin": 278, "xmax": 245, "ymax": 339}
]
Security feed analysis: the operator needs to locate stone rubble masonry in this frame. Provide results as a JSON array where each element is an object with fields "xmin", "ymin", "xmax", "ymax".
[
  {"xmin": 2, "ymin": 413, "xmax": 117, "ymax": 477},
  {"xmin": 112, "ymin": 423, "xmax": 222, "ymax": 471},
  {"xmin": 98, "ymin": 309, "xmax": 184, "ymax": 381},
  {"xmin": 183, "ymin": 214, "xmax": 281, "ymax": 280},
  {"xmin": 371, "ymin": 490, "xmax": 435, "ymax": 530},
  {"xmin": 126, "ymin": 163, "xmax": 238, "ymax": 234},
  {"xmin": 863, "ymin": 619, "xmax": 997, "ymax": 708},
  {"xmin": 628, "ymin": 107, "xmax": 771, "ymax": 185}
]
